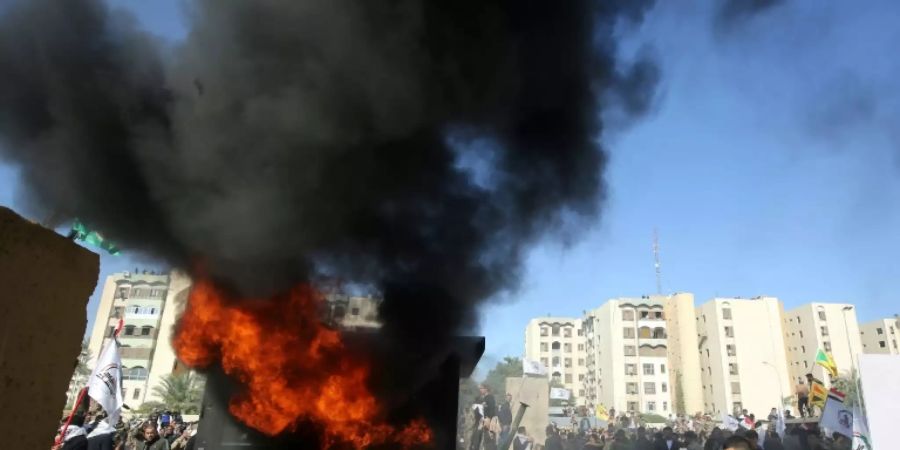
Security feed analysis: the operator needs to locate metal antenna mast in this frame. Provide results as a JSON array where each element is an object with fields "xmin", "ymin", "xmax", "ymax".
[{"xmin": 653, "ymin": 228, "xmax": 662, "ymax": 295}]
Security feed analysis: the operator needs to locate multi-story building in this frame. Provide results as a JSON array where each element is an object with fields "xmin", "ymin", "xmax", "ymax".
[
  {"xmin": 783, "ymin": 303, "xmax": 863, "ymax": 385},
  {"xmin": 524, "ymin": 317, "xmax": 586, "ymax": 404},
  {"xmin": 86, "ymin": 270, "xmax": 193, "ymax": 409},
  {"xmin": 582, "ymin": 297, "xmax": 674, "ymax": 415},
  {"xmin": 859, "ymin": 318, "xmax": 899, "ymax": 355},
  {"xmin": 696, "ymin": 297, "xmax": 791, "ymax": 416},
  {"xmin": 323, "ymin": 293, "xmax": 382, "ymax": 330}
]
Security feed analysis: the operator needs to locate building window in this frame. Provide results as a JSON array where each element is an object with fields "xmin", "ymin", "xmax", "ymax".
[
  {"xmin": 661, "ymin": 382, "xmax": 668, "ymax": 393},
  {"xmin": 133, "ymin": 388, "xmax": 141, "ymax": 400},
  {"xmin": 824, "ymin": 341, "xmax": 832, "ymax": 352},
  {"xmin": 643, "ymin": 363, "xmax": 655, "ymax": 375},
  {"xmin": 564, "ymin": 358, "xmax": 572, "ymax": 368},
  {"xmin": 624, "ymin": 328, "xmax": 635, "ymax": 339},
  {"xmin": 733, "ymin": 402, "xmax": 742, "ymax": 413},
  {"xmin": 541, "ymin": 357, "xmax": 549, "ymax": 366},
  {"xmin": 579, "ymin": 389, "xmax": 585, "ymax": 397},
  {"xmin": 726, "ymin": 345, "xmax": 736, "ymax": 356},
  {"xmin": 564, "ymin": 328, "xmax": 572, "ymax": 338},
  {"xmin": 578, "ymin": 358, "xmax": 584, "ymax": 366},
  {"xmin": 729, "ymin": 363, "xmax": 739, "ymax": 375},
  {"xmin": 797, "ymin": 316, "xmax": 801, "ymax": 323},
  {"xmin": 879, "ymin": 341, "xmax": 886, "ymax": 348},
  {"xmin": 540, "ymin": 327, "xmax": 549, "ymax": 336},
  {"xmin": 552, "ymin": 357, "xmax": 560, "ymax": 367},
  {"xmin": 564, "ymin": 343, "xmax": 572, "ymax": 353},
  {"xmin": 141, "ymin": 326, "xmax": 152, "ymax": 336},
  {"xmin": 663, "ymin": 401, "xmax": 668, "ymax": 411},
  {"xmin": 724, "ymin": 326, "xmax": 734, "ymax": 338},
  {"xmin": 640, "ymin": 311, "xmax": 650, "ymax": 319},
  {"xmin": 647, "ymin": 401, "xmax": 656, "ymax": 411},
  {"xmin": 801, "ymin": 345, "xmax": 806, "ymax": 353},
  {"xmin": 818, "ymin": 310, "xmax": 827, "ymax": 321},
  {"xmin": 821, "ymin": 326, "xmax": 829, "ymax": 337},
  {"xmin": 578, "ymin": 344, "xmax": 584, "ymax": 351},
  {"xmin": 799, "ymin": 330, "xmax": 803, "ymax": 338},
  {"xmin": 565, "ymin": 374, "xmax": 573, "ymax": 383},
  {"xmin": 652, "ymin": 327, "xmax": 666, "ymax": 339},
  {"xmin": 577, "ymin": 329, "xmax": 583, "ymax": 336},
  {"xmin": 123, "ymin": 325, "xmax": 135, "ymax": 336},
  {"xmin": 625, "ymin": 364, "xmax": 637, "ymax": 375},
  {"xmin": 626, "ymin": 383, "xmax": 638, "ymax": 394},
  {"xmin": 624, "ymin": 345, "xmax": 636, "ymax": 356},
  {"xmin": 552, "ymin": 341, "xmax": 561, "ymax": 350},
  {"xmin": 803, "ymin": 361, "xmax": 808, "ymax": 368},
  {"xmin": 655, "ymin": 311, "xmax": 664, "ymax": 319},
  {"xmin": 723, "ymin": 308, "xmax": 732, "ymax": 320},
  {"xmin": 661, "ymin": 364, "xmax": 666, "ymax": 374},
  {"xmin": 731, "ymin": 382, "xmax": 741, "ymax": 394},
  {"xmin": 627, "ymin": 402, "xmax": 638, "ymax": 412},
  {"xmin": 644, "ymin": 382, "xmax": 656, "ymax": 394},
  {"xmin": 877, "ymin": 328, "xmax": 884, "ymax": 335},
  {"xmin": 622, "ymin": 310, "xmax": 635, "ymax": 321},
  {"xmin": 540, "ymin": 342, "xmax": 548, "ymax": 352},
  {"xmin": 579, "ymin": 374, "xmax": 585, "ymax": 381},
  {"xmin": 552, "ymin": 325, "xmax": 560, "ymax": 336}
]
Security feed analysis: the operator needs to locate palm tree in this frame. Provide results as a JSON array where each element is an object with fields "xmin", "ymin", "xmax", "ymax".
[
  {"xmin": 151, "ymin": 372, "xmax": 205, "ymax": 414},
  {"xmin": 832, "ymin": 369, "xmax": 863, "ymax": 409}
]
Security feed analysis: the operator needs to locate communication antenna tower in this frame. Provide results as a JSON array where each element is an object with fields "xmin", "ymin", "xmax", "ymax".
[{"xmin": 653, "ymin": 228, "xmax": 662, "ymax": 295}]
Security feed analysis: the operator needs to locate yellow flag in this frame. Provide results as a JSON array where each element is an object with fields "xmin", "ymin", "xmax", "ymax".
[
  {"xmin": 595, "ymin": 404, "xmax": 609, "ymax": 421},
  {"xmin": 810, "ymin": 378, "xmax": 828, "ymax": 408},
  {"xmin": 815, "ymin": 349, "xmax": 838, "ymax": 378}
]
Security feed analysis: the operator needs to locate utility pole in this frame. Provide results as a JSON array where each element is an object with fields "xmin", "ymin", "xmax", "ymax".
[{"xmin": 653, "ymin": 228, "xmax": 662, "ymax": 295}]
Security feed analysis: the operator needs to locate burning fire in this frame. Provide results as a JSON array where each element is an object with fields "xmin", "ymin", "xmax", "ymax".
[{"xmin": 173, "ymin": 278, "xmax": 432, "ymax": 449}]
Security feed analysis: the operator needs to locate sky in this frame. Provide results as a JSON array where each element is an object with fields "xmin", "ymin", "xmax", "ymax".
[{"xmin": 1, "ymin": 1, "xmax": 899, "ymax": 376}]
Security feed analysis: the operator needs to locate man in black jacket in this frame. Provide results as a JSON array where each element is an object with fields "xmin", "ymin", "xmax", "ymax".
[
  {"xmin": 653, "ymin": 426, "xmax": 683, "ymax": 450},
  {"xmin": 498, "ymin": 393, "xmax": 514, "ymax": 444}
]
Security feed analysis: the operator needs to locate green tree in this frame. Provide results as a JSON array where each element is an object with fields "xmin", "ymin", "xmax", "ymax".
[
  {"xmin": 151, "ymin": 372, "xmax": 205, "ymax": 414},
  {"xmin": 66, "ymin": 341, "xmax": 93, "ymax": 408},
  {"xmin": 482, "ymin": 357, "xmax": 523, "ymax": 396},
  {"xmin": 675, "ymin": 371, "xmax": 686, "ymax": 415}
]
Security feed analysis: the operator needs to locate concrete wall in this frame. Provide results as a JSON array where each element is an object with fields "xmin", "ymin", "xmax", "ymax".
[
  {"xmin": 506, "ymin": 376, "xmax": 549, "ymax": 444},
  {"xmin": 664, "ymin": 293, "xmax": 704, "ymax": 415},
  {"xmin": 0, "ymin": 207, "xmax": 99, "ymax": 449}
]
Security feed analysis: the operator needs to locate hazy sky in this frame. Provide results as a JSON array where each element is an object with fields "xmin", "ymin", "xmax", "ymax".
[{"xmin": 2, "ymin": 1, "xmax": 898, "ymax": 375}]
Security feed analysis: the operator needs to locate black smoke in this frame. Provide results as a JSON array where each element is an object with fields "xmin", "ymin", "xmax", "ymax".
[{"xmin": 0, "ymin": 0, "xmax": 658, "ymax": 347}]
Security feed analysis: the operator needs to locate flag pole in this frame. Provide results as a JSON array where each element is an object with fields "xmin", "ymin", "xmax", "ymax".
[{"xmin": 56, "ymin": 388, "xmax": 88, "ymax": 446}]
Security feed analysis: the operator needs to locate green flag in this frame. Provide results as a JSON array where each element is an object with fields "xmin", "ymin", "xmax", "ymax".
[
  {"xmin": 815, "ymin": 348, "xmax": 838, "ymax": 378},
  {"xmin": 69, "ymin": 219, "xmax": 121, "ymax": 255}
]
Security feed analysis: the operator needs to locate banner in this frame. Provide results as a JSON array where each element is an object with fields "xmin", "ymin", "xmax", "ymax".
[
  {"xmin": 88, "ymin": 339, "xmax": 124, "ymax": 426},
  {"xmin": 852, "ymin": 407, "xmax": 872, "ymax": 450},
  {"xmin": 523, "ymin": 359, "xmax": 548, "ymax": 376},
  {"xmin": 549, "ymin": 387, "xmax": 570, "ymax": 400},
  {"xmin": 819, "ymin": 390, "xmax": 852, "ymax": 439},
  {"xmin": 720, "ymin": 412, "xmax": 740, "ymax": 432}
]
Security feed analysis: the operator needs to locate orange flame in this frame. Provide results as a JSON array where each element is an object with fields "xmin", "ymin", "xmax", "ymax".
[{"xmin": 173, "ymin": 278, "xmax": 432, "ymax": 449}]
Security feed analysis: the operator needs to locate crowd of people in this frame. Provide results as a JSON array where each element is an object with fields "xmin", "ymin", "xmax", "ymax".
[
  {"xmin": 466, "ymin": 385, "xmax": 855, "ymax": 450},
  {"xmin": 54, "ymin": 406, "xmax": 197, "ymax": 450}
]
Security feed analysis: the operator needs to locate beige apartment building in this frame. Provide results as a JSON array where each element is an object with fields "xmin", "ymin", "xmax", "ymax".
[
  {"xmin": 86, "ymin": 270, "xmax": 193, "ymax": 409},
  {"xmin": 524, "ymin": 317, "xmax": 586, "ymax": 404},
  {"xmin": 783, "ymin": 303, "xmax": 863, "ymax": 386},
  {"xmin": 859, "ymin": 318, "xmax": 899, "ymax": 355},
  {"xmin": 582, "ymin": 297, "xmax": 676, "ymax": 415},
  {"xmin": 696, "ymin": 297, "xmax": 792, "ymax": 416}
]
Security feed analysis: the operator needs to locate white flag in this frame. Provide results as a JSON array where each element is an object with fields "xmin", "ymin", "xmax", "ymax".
[
  {"xmin": 88, "ymin": 339, "xmax": 124, "ymax": 426},
  {"xmin": 851, "ymin": 407, "xmax": 873, "ymax": 450},
  {"xmin": 720, "ymin": 412, "xmax": 740, "ymax": 432},
  {"xmin": 775, "ymin": 412, "xmax": 786, "ymax": 438},
  {"xmin": 820, "ymin": 390, "xmax": 853, "ymax": 439},
  {"xmin": 523, "ymin": 359, "xmax": 547, "ymax": 376},
  {"xmin": 550, "ymin": 387, "xmax": 570, "ymax": 400}
]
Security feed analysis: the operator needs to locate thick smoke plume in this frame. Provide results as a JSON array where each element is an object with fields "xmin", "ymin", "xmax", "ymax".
[
  {"xmin": 0, "ymin": 0, "xmax": 658, "ymax": 347},
  {"xmin": 715, "ymin": 0, "xmax": 786, "ymax": 30}
]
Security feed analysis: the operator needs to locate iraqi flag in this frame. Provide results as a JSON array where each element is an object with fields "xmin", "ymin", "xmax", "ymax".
[{"xmin": 88, "ymin": 338, "xmax": 124, "ymax": 426}]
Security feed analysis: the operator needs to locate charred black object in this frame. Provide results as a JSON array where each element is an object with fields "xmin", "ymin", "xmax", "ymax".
[{"xmin": 192, "ymin": 336, "xmax": 484, "ymax": 450}]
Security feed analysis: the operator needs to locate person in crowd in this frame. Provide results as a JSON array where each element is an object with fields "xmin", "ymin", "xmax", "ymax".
[
  {"xmin": 160, "ymin": 411, "xmax": 171, "ymax": 430},
  {"xmin": 634, "ymin": 427, "xmax": 653, "ymax": 450},
  {"xmin": 768, "ymin": 408, "xmax": 779, "ymax": 423},
  {"xmin": 140, "ymin": 422, "xmax": 170, "ymax": 450},
  {"xmin": 796, "ymin": 379, "xmax": 809, "ymax": 418},
  {"xmin": 829, "ymin": 433, "xmax": 851, "ymax": 450},
  {"xmin": 703, "ymin": 427, "xmax": 724, "ymax": 450},
  {"xmin": 498, "ymin": 393, "xmax": 514, "ymax": 445},
  {"xmin": 545, "ymin": 429, "xmax": 565, "ymax": 450},
  {"xmin": 653, "ymin": 426, "xmax": 681, "ymax": 450},
  {"xmin": 744, "ymin": 430, "xmax": 760, "ymax": 450},
  {"xmin": 58, "ymin": 415, "xmax": 89, "ymax": 450},
  {"xmin": 683, "ymin": 431, "xmax": 702, "ymax": 450},
  {"xmin": 763, "ymin": 428, "xmax": 786, "ymax": 450},
  {"xmin": 608, "ymin": 429, "xmax": 631, "ymax": 450},
  {"xmin": 723, "ymin": 436, "xmax": 753, "ymax": 450},
  {"xmin": 582, "ymin": 433, "xmax": 603, "ymax": 450},
  {"xmin": 512, "ymin": 426, "xmax": 534, "ymax": 450},
  {"xmin": 784, "ymin": 409, "xmax": 795, "ymax": 420},
  {"xmin": 86, "ymin": 419, "xmax": 117, "ymax": 450}
]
